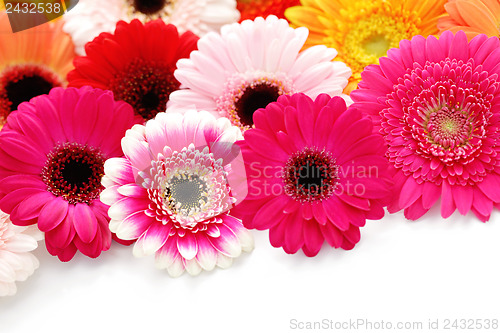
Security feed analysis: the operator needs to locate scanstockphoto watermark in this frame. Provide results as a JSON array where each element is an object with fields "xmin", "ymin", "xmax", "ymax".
[
  {"xmin": 290, "ymin": 318, "xmax": 424, "ymax": 331},
  {"xmin": 248, "ymin": 161, "xmax": 380, "ymax": 198},
  {"xmin": 289, "ymin": 318, "xmax": 500, "ymax": 331},
  {"xmin": 2, "ymin": 0, "xmax": 79, "ymax": 33}
]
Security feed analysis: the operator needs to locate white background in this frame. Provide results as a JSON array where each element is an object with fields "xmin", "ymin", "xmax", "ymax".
[{"xmin": 1, "ymin": 205, "xmax": 499, "ymax": 333}]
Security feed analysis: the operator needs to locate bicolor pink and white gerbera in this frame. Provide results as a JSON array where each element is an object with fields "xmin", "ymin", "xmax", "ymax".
[{"xmin": 101, "ymin": 109, "xmax": 253, "ymax": 276}]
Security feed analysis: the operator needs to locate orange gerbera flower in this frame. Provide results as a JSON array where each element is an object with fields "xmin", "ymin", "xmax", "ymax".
[
  {"xmin": 0, "ymin": 12, "xmax": 75, "ymax": 127},
  {"xmin": 285, "ymin": 0, "xmax": 447, "ymax": 93},
  {"xmin": 237, "ymin": 0, "xmax": 300, "ymax": 22},
  {"xmin": 438, "ymin": 0, "xmax": 500, "ymax": 39}
]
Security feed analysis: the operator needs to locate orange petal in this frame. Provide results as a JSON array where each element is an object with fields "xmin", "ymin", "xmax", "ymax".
[
  {"xmin": 456, "ymin": 0, "xmax": 499, "ymax": 35},
  {"xmin": 481, "ymin": 0, "xmax": 500, "ymax": 20},
  {"xmin": 444, "ymin": 1, "xmax": 468, "ymax": 25}
]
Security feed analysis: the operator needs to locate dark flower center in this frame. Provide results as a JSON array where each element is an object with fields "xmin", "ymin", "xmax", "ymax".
[
  {"xmin": 109, "ymin": 58, "xmax": 179, "ymax": 121},
  {"xmin": 234, "ymin": 83, "xmax": 280, "ymax": 127},
  {"xmin": 5, "ymin": 76, "xmax": 53, "ymax": 112},
  {"xmin": 164, "ymin": 174, "xmax": 208, "ymax": 213},
  {"xmin": 283, "ymin": 147, "xmax": 339, "ymax": 202},
  {"xmin": 132, "ymin": 0, "xmax": 169, "ymax": 15},
  {"xmin": 0, "ymin": 64, "xmax": 63, "ymax": 123},
  {"xmin": 41, "ymin": 143, "xmax": 105, "ymax": 204}
]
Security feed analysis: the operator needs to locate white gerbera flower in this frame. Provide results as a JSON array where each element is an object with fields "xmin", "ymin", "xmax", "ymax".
[
  {"xmin": 63, "ymin": 0, "xmax": 240, "ymax": 55},
  {"xmin": 0, "ymin": 211, "xmax": 43, "ymax": 297}
]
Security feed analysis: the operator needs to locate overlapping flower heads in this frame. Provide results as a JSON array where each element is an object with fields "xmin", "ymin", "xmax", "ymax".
[
  {"xmin": 63, "ymin": 0, "xmax": 239, "ymax": 55},
  {"xmin": 67, "ymin": 19, "xmax": 199, "ymax": 122},
  {"xmin": 438, "ymin": 0, "xmax": 500, "ymax": 39},
  {"xmin": 285, "ymin": 0, "xmax": 447, "ymax": 93},
  {"xmin": 1, "ymin": 0, "xmax": 500, "ymax": 295},
  {"xmin": 237, "ymin": 0, "xmax": 300, "ymax": 22},
  {"xmin": 0, "ymin": 211, "xmax": 42, "ymax": 296},
  {"xmin": 0, "ymin": 12, "xmax": 75, "ymax": 128},
  {"xmin": 168, "ymin": 15, "xmax": 352, "ymax": 132},
  {"xmin": 351, "ymin": 31, "xmax": 500, "ymax": 221}
]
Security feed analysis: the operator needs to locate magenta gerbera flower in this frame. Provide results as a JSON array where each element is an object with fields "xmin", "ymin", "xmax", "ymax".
[
  {"xmin": 350, "ymin": 31, "xmax": 500, "ymax": 221},
  {"xmin": 100, "ymin": 110, "xmax": 253, "ymax": 277},
  {"xmin": 231, "ymin": 93, "xmax": 392, "ymax": 256},
  {"xmin": 0, "ymin": 86, "xmax": 137, "ymax": 261}
]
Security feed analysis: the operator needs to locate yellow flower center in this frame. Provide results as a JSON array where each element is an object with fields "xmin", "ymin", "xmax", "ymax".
[{"xmin": 320, "ymin": 1, "xmax": 420, "ymax": 89}]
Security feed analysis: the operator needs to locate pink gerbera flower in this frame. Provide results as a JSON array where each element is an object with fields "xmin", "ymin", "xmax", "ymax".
[
  {"xmin": 231, "ymin": 93, "xmax": 392, "ymax": 256},
  {"xmin": 168, "ymin": 15, "xmax": 352, "ymax": 132},
  {"xmin": 101, "ymin": 109, "xmax": 253, "ymax": 276},
  {"xmin": 350, "ymin": 31, "xmax": 500, "ymax": 221},
  {"xmin": 0, "ymin": 87, "xmax": 137, "ymax": 261}
]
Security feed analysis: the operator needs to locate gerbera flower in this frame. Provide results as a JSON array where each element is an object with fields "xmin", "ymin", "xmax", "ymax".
[
  {"xmin": 0, "ymin": 211, "xmax": 42, "ymax": 297},
  {"xmin": 350, "ymin": 31, "xmax": 500, "ymax": 221},
  {"xmin": 168, "ymin": 15, "xmax": 351, "ymax": 132},
  {"xmin": 0, "ymin": 12, "xmax": 75, "ymax": 128},
  {"xmin": 285, "ymin": 0, "xmax": 447, "ymax": 93},
  {"xmin": 67, "ymin": 19, "xmax": 199, "ymax": 122},
  {"xmin": 62, "ymin": 0, "xmax": 239, "ymax": 55},
  {"xmin": 438, "ymin": 0, "xmax": 500, "ymax": 40},
  {"xmin": 237, "ymin": 0, "xmax": 300, "ymax": 22},
  {"xmin": 0, "ymin": 86, "xmax": 138, "ymax": 261},
  {"xmin": 101, "ymin": 110, "xmax": 253, "ymax": 277},
  {"xmin": 231, "ymin": 93, "xmax": 391, "ymax": 256}
]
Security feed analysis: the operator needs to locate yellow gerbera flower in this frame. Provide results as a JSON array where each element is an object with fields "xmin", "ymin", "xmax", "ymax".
[
  {"xmin": 0, "ymin": 11, "xmax": 75, "ymax": 127},
  {"xmin": 285, "ymin": 0, "xmax": 447, "ymax": 93},
  {"xmin": 438, "ymin": 0, "xmax": 500, "ymax": 40}
]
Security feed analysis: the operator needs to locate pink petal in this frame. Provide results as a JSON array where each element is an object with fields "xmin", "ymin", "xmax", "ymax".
[
  {"xmin": 177, "ymin": 232, "xmax": 198, "ymax": 260},
  {"xmin": 73, "ymin": 204, "xmax": 98, "ymax": 243},
  {"xmin": 302, "ymin": 221, "xmax": 323, "ymax": 257},
  {"xmin": 283, "ymin": 214, "xmax": 304, "ymax": 254},
  {"xmin": 117, "ymin": 211, "xmax": 154, "ymax": 240},
  {"xmin": 208, "ymin": 223, "xmax": 241, "ymax": 257},
  {"xmin": 398, "ymin": 176, "xmax": 422, "ymax": 208},
  {"xmin": 13, "ymin": 191, "xmax": 53, "ymax": 220},
  {"xmin": 441, "ymin": 182, "xmax": 456, "ymax": 218},
  {"xmin": 477, "ymin": 174, "xmax": 500, "ymax": 202},
  {"xmin": 319, "ymin": 223, "xmax": 343, "ymax": 248},
  {"xmin": 249, "ymin": 196, "xmax": 288, "ymax": 230},
  {"xmin": 453, "ymin": 185, "xmax": 473, "ymax": 215},
  {"xmin": 323, "ymin": 199, "xmax": 350, "ymax": 231},
  {"xmin": 404, "ymin": 198, "xmax": 428, "ymax": 220},
  {"xmin": 195, "ymin": 234, "xmax": 218, "ymax": 271},
  {"xmin": 472, "ymin": 189, "xmax": 494, "ymax": 217},
  {"xmin": 37, "ymin": 197, "xmax": 69, "ymax": 232}
]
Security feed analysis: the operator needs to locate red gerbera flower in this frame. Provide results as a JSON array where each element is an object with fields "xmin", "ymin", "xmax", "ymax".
[
  {"xmin": 237, "ymin": 0, "xmax": 300, "ymax": 22},
  {"xmin": 67, "ymin": 19, "xmax": 199, "ymax": 121}
]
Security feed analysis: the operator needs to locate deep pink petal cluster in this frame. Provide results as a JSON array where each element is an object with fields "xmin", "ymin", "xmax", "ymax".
[
  {"xmin": 351, "ymin": 31, "xmax": 500, "ymax": 221},
  {"xmin": 0, "ymin": 86, "xmax": 137, "ymax": 261},
  {"xmin": 232, "ymin": 93, "xmax": 392, "ymax": 256}
]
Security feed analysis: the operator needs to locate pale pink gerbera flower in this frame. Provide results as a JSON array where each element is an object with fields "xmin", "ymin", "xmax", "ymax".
[
  {"xmin": 0, "ymin": 211, "xmax": 43, "ymax": 297},
  {"xmin": 350, "ymin": 31, "xmax": 500, "ymax": 221},
  {"xmin": 63, "ymin": 0, "xmax": 240, "ymax": 55},
  {"xmin": 0, "ymin": 87, "xmax": 138, "ymax": 261},
  {"xmin": 101, "ymin": 110, "xmax": 253, "ymax": 277},
  {"xmin": 232, "ymin": 93, "xmax": 392, "ymax": 255},
  {"xmin": 168, "ymin": 15, "xmax": 352, "ymax": 132}
]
